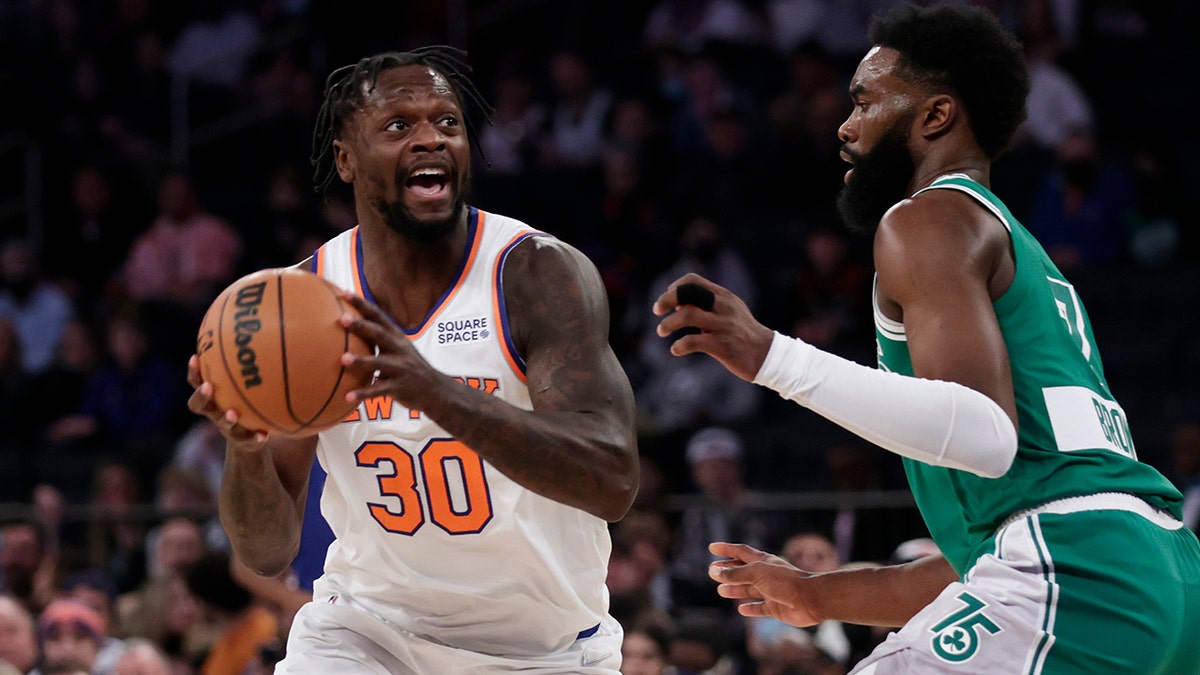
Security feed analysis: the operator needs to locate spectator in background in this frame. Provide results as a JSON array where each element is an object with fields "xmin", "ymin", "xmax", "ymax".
[
  {"xmin": 662, "ymin": 52, "xmax": 755, "ymax": 161},
  {"xmin": 0, "ymin": 239, "xmax": 75, "ymax": 377},
  {"xmin": 142, "ymin": 518, "xmax": 207, "ymax": 587},
  {"xmin": 642, "ymin": 0, "xmax": 765, "ymax": 55},
  {"xmin": 114, "ymin": 517, "xmax": 208, "ymax": 655},
  {"xmin": 540, "ymin": 49, "xmax": 613, "ymax": 171},
  {"xmin": 670, "ymin": 427, "xmax": 785, "ymax": 612},
  {"xmin": 183, "ymin": 553, "xmax": 278, "ymax": 675},
  {"xmin": 677, "ymin": 101, "xmax": 783, "ymax": 240},
  {"xmin": 818, "ymin": 443, "xmax": 924, "ymax": 566},
  {"xmin": 1015, "ymin": 0, "xmax": 1093, "ymax": 153},
  {"xmin": 666, "ymin": 609, "xmax": 746, "ymax": 675},
  {"xmin": 101, "ymin": 31, "xmax": 173, "ymax": 179},
  {"xmin": 619, "ymin": 614, "xmax": 672, "ymax": 675},
  {"xmin": 35, "ymin": 600, "xmax": 112, "ymax": 675},
  {"xmin": 478, "ymin": 71, "xmax": 545, "ymax": 177},
  {"xmin": 636, "ymin": 217, "xmax": 761, "ymax": 472},
  {"xmin": 991, "ymin": 0, "xmax": 1093, "ymax": 222},
  {"xmin": 0, "ymin": 595, "xmax": 38, "ymax": 674},
  {"xmin": 472, "ymin": 67, "xmax": 546, "ymax": 225},
  {"xmin": 120, "ymin": 171, "xmax": 242, "ymax": 311},
  {"xmin": 1, "ymin": 522, "xmax": 54, "ymax": 616},
  {"xmin": 1026, "ymin": 128, "xmax": 1134, "ymax": 270},
  {"xmin": 152, "ymin": 466, "xmax": 224, "ymax": 553},
  {"xmin": 27, "ymin": 317, "xmax": 100, "ymax": 433},
  {"xmin": 241, "ymin": 164, "xmax": 328, "ymax": 273},
  {"xmin": 607, "ymin": 509, "xmax": 675, "ymax": 626},
  {"xmin": 169, "ymin": 422, "xmax": 225, "ymax": 508},
  {"xmin": 1125, "ymin": 145, "xmax": 1184, "ymax": 269},
  {"xmin": 84, "ymin": 462, "xmax": 147, "ymax": 596},
  {"xmin": 782, "ymin": 225, "xmax": 872, "ymax": 354},
  {"xmin": 765, "ymin": 0, "xmax": 829, "ymax": 54},
  {"xmin": 110, "ymin": 639, "xmax": 170, "ymax": 675},
  {"xmin": 577, "ymin": 144, "xmax": 673, "ymax": 359},
  {"xmin": 45, "ymin": 307, "xmax": 181, "ymax": 493},
  {"xmin": 0, "ymin": 318, "xmax": 33, "ymax": 497},
  {"xmin": 59, "ymin": 570, "xmax": 125, "ymax": 675},
  {"xmin": 45, "ymin": 165, "xmax": 144, "ymax": 312},
  {"xmin": 164, "ymin": 0, "xmax": 261, "ymax": 89},
  {"xmin": 115, "ymin": 573, "xmax": 200, "ymax": 670}
]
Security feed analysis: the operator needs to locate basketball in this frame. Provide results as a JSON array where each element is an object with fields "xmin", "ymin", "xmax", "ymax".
[{"xmin": 195, "ymin": 268, "xmax": 373, "ymax": 436}]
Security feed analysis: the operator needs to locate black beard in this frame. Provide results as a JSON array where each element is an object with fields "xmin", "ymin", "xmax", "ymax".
[
  {"xmin": 377, "ymin": 198, "xmax": 464, "ymax": 243},
  {"xmin": 836, "ymin": 114, "xmax": 916, "ymax": 235}
]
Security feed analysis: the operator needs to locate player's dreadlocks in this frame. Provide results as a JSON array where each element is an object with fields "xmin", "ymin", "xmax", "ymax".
[{"xmin": 310, "ymin": 46, "xmax": 494, "ymax": 195}]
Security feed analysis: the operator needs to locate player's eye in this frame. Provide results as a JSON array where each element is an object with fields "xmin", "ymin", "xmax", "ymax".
[
  {"xmin": 439, "ymin": 115, "xmax": 459, "ymax": 127},
  {"xmin": 386, "ymin": 120, "xmax": 409, "ymax": 131}
]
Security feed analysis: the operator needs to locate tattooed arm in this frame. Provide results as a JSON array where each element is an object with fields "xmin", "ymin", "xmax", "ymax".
[{"xmin": 340, "ymin": 236, "xmax": 638, "ymax": 522}]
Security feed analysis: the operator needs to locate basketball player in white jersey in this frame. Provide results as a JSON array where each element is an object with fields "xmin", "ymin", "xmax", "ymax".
[{"xmin": 186, "ymin": 47, "xmax": 638, "ymax": 673}]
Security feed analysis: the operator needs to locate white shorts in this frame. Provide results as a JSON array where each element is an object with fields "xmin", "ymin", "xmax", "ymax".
[
  {"xmin": 275, "ymin": 599, "xmax": 623, "ymax": 674},
  {"xmin": 849, "ymin": 494, "xmax": 1199, "ymax": 674}
]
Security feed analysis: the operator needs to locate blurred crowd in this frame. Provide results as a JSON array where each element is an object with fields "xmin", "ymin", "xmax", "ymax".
[{"xmin": 1, "ymin": 0, "xmax": 1198, "ymax": 673}]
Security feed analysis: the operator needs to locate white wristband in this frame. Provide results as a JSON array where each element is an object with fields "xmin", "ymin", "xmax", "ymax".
[{"xmin": 753, "ymin": 332, "xmax": 1017, "ymax": 478}]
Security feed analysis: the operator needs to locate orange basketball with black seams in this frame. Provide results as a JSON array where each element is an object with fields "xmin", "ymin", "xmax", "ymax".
[{"xmin": 196, "ymin": 268, "xmax": 372, "ymax": 436}]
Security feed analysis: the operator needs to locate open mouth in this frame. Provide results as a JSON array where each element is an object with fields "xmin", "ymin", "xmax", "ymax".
[{"xmin": 405, "ymin": 168, "xmax": 450, "ymax": 198}]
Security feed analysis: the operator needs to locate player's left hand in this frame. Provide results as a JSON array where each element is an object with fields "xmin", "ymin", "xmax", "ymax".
[{"xmin": 652, "ymin": 273, "xmax": 775, "ymax": 381}]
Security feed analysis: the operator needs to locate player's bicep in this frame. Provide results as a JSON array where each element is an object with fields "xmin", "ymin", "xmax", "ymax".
[
  {"xmin": 503, "ymin": 238, "xmax": 635, "ymax": 419},
  {"xmin": 876, "ymin": 209, "xmax": 1017, "ymax": 422}
]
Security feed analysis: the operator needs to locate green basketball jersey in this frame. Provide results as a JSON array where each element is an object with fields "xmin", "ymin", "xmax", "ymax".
[{"xmin": 873, "ymin": 174, "xmax": 1184, "ymax": 574}]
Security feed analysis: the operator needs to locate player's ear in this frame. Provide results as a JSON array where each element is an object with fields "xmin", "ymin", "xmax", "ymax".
[
  {"xmin": 333, "ymin": 139, "xmax": 355, "ymax": 184},
  {"xmin": 920, "ymin": 94, "xmax": 956, "ymax": 140}
]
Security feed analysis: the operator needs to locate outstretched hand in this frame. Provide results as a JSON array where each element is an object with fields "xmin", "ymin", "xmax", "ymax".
[
  {"xmin": 708, "ymin": 541, "xmax": 823, "ymax": 627},
  {"xmin": 652, "ymin": 273, "xmax": 775, "ymax": 382}
]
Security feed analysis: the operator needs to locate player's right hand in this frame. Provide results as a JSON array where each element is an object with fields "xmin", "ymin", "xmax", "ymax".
[
  {"xmin": 652, "ymin": 273, "xmax": 775, "ymax": 382},
  {"xmin": 708, "ymin": 541, "xmax": 822, "ymax": 627},
  {"xmin": 187, "ymin": 354, "xmax": 269, "ymax": 448}
]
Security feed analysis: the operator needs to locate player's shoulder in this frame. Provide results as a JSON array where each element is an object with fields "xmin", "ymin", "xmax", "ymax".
[
  {"xmin": 476, "ymin": 207, "xmax": 600, "ymax": 291},
  {"xmin": 879, "ymin": 186, "xmax": 1005, "ymax": 251}
]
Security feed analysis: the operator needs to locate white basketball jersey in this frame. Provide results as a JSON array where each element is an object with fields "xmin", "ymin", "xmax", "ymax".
[{"xmin": 307, "ymin": 208, "xmax": 612, "ymax": 656}]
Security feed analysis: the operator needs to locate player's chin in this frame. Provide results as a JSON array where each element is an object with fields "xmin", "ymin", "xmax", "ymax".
[{"xmin": 403, "ymin": 186, "xmax": 457, "ymax": 216}]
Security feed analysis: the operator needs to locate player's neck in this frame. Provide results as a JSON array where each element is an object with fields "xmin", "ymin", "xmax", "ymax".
[
  {"xmin": 909, "ymin": 142, "xmax": 991, "ymax": 195},
  {"xmin": 909, "ymin": 163, "xmax": 989, "ymax": 195},
  {"xmin": 359, "ymin": 221, "xmax": 471, "ymax": 330}
]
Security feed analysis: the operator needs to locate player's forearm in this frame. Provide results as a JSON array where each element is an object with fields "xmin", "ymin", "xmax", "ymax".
[
  {"xmin": 755, "ymin": 332, "xmax": 1017, "ymax": 478},
  {"xmin": 810, "ymin": 555, "xmax": 958, "ymax": 627},
  {"xmin": 218, "ymin": 444, "xmax": 303, "ymax": 576},
  {"xmin": 417, "ymin": 373, "xmax": 639, "ymax": 522}
]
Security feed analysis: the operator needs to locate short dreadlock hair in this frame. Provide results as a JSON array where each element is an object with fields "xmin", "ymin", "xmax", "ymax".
[
  {"xmin": 869, "ymin": 4, "xmax": 1030, "ymax": 160},
  {"xmin": 310, "ymin": 46, "xmax": 494, "ymax": 195}
]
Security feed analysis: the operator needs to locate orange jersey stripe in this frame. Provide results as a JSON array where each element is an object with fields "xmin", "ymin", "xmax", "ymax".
[{"xmin": 348, "ymin": 226, "xmax": 365, "ymax": 299}]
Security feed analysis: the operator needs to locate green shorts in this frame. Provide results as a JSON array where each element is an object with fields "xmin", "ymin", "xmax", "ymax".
[{"xmin": 851, "ymin": 493, "xmax": 1200, "ymax": 674}]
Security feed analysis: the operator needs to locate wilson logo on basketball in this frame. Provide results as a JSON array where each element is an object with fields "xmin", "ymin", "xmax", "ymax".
[{"xmin": 233, "ymin": 281, "xmax": 267, "ymax": 388}]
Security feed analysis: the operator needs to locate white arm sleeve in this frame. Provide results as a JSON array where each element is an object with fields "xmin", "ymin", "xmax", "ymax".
[{"xmin": 753, "ymin": 332, "xmax": 1017, "ymax": 478}]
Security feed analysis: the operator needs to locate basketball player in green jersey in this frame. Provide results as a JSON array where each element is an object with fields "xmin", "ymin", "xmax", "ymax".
[{"xmin": 653, "ymin": 5, "xmax": 1200, "ymax": 674}]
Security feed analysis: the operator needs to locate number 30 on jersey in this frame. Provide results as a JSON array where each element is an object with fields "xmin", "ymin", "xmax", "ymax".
[{"xmin": 355, "ymin": 439, "xmax": 494, "ymax": 535}]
